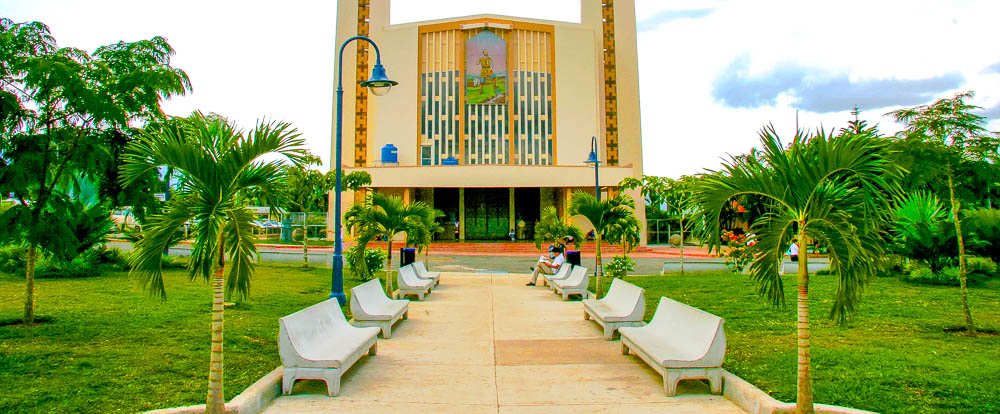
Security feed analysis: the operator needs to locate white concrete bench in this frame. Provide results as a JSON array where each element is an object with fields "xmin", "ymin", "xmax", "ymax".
[
  {"xmin": 541, "ymin": 263, "xmax": 572, "ymax": 287},
  {"xmin": 619, "ymin": 297, "xmax": 726, "ymax": 396},
  {"xmin": 552, "ymin": 266, "xmax": 590, "ymax": 300},
  {"xmin": 350, "ymin": 279, "xmax": 409, "ymax": 338},
  {"xmin": 278, "ymin": 299, "xmax": 380, "ymax": 397},
  {"xmin": 395, "ymin": 265, "xmax": 433, "ymax": 300},
  {"xmin": 583, "ymin": 278, "xmax": 645, "ymax": 339},
  {"xmin": 413, "ymin": 261, "xmax": 441, "ymax": 286}
]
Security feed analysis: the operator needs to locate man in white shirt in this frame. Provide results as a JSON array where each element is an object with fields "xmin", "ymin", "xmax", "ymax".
[
  {"xmin": 527, "ymin": 246, "xmax": 565, "ymax": 286},
  {"xmin": 788, "ymin": 240, "xmax": 799, "ymax": 262}
]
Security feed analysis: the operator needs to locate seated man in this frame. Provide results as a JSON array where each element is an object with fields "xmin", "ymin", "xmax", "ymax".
[{"xmin": 526, "ymin": 246, "xmax": 565, "ymax": 286}]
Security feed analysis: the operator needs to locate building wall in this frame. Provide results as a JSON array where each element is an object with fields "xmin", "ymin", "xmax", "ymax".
[{"xmin": 331, "ymin": 0, "xmax": 647, "ymax": 243}]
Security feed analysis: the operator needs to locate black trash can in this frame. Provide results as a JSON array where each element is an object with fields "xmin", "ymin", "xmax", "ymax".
[
  {"xmin": 566, "ymin": 250, "xmax": 581, "ymax": 267},
  {"xmin": 400, "ymin": 247, "xmax": 416, "ymax": 267}
]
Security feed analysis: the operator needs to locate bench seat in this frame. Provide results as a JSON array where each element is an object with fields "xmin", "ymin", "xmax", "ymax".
[
  {"xmin": 619, "ymin": 297, "xmax": 726, "ymax": 396},
  {"xmin": 279, "ymin": 299, "xmax": 380, "ymax": 396},
  {"xmin": 413, "ymin": 261, "xmax": 441, "ymax": 286},
  {"xmin": 541, "ymin": 263, "xmax": 572, "ymax": 287},
  {"xmin": 350, "ymin": 279, "xmax": 409, "ymax": 338},
  {"xmin": 395, "ymin": 264, "xmax": 433, "ymax": 300},
  {"xmin": 552, "ymin": 266, "xmax": 590, "ymax": 300},
  {"xmin": 583, "ymin": 278, "xmax": 645, "ymax": 339}
]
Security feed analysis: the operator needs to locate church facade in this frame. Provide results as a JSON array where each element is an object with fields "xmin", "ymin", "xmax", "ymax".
[{"xmin": 332, "ymin": 0, "xmax": 646, "ymax": 243}]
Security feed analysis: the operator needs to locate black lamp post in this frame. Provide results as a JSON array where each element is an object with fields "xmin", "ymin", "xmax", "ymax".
[
  {"xmin": 584, "ymin": 136, "xmax": 601, "ymax": 280},
  {"xmin": 331, "ymin": 36, "xmax": 397, "ymax": 304}
]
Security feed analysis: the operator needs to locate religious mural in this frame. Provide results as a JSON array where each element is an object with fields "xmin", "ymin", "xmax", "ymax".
[{"xmin": 465, "ymin": 30, "xmax": 507, "ymax": 105}]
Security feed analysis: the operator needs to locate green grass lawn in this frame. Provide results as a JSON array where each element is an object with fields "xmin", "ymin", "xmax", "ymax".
[
  {"xmin": 0, "ymin": 264, "xmax": 370, "ymax": 413},
  {"xmin": 594, "ymin": 272, "xmax": 1000, "ymax": 413}
]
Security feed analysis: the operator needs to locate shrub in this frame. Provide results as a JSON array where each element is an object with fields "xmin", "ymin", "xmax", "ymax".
[
  {"xmin": 966, "ymin": 256, "xmax": 997, "ymax": 277},
  {"xmin": 604, "ymin": 254, "xmax": 635, "ymax": 279},
  {"xmin": 0, "ymin": 244, "xmax": 29, "ymax": 274},
  {"xmin": 346, "ymin": 246, "xmax": 386, "ymax": 281},
  {"xmin": 904, "ymin": 265, "xmax": 987, "ymax": 286}
]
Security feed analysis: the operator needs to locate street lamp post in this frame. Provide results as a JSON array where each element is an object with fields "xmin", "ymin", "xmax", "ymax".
[
  {"xmin": 584, "ymin": 136, "xmax": 601, "ymax": 281},
  {"xmin": 331, "ymin": 36, "xmax": 397, "ymax": 305}
]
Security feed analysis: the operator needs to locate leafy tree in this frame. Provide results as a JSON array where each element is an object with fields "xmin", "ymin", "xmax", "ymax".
[
  {"xmin": 889, "ymin": 91, "xmax": 1000, "ymax": 335},
  {"xmin": 695, "ymin": 124, "xmax": 901, "ymax": 414},
  {"xmin": 532, "ymin": 205, "xmax": 583, "ymax": 250},
  {"xmin": 344, "ymin": 193, "xmax": 437, "ymax": 294},
  {"xmin": 121, "ymin": 112, "xmax": 307, "ymax": 413},
  {"xmin": 279, "ymin": 154, "xmax": 334, "ymax": 267},
  {"xmin": 568, "ymin": 191, "xmax": 639, "ymax": 298},
  {"xmin": 0, "ymin": 18, "xmax": 189, "ymax": 324},
  {"xmin": 621, "ymin": 175, "xmax": 703, "ymax": 273}
]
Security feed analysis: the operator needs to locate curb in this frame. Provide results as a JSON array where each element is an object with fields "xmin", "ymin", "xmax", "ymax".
[
  {"xmin": 722, "ymin": 370, "xmax": 875, "ymax": 414},
  {"xmin": 145, "ymin": 367, "xmax": 282, "ymax": 414}
]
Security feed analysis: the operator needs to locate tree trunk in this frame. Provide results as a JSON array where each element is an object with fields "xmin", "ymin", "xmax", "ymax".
[
  {"xmin": 206, "ymin": 242, "xmax": 226, "ymax": 414},
  {"xmin": 301, "ymin": 226, "xmax": 309, "ymax": 268},
  {"xmin": 795, "ymin": 228, "xmax": 814, "ymax": 414},
  {"xmin": 385, "ymin": 238, "xmax": 394, "ymax": 294},
  {"xmin": 595, "ymin": 232, "xmax": 603, "ymax": 298},
  {"xmin": 24, "ymin": 244, "xmax": 37, "ymax": 324},
  {"xmin": 679, "ymin": 218, "xmax": 685, "ymax": 275},
  {"xmin": 947, "ymin": 172, "xmax": 976, "ymax": 335}
]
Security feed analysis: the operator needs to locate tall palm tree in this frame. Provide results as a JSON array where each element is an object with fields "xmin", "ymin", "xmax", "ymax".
[
  {"xmin": 568, "ymin": 191, "xmax": 639, "ymax": 298},
  {"xmin": 344, "ymin": 192, "xmax": 437, "ymax": 294},
  {"xmin": 120, "ymin": 112, "xmax": 306, "ymax": 414},
  {"xmin": 694, "ymin": 124, "xmax": 901, "ymax": 414}
]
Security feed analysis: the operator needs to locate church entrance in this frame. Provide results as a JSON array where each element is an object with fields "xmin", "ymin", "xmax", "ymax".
[{"xmin": 464, "ymin": 188, "xmax": 509, "ymax": 240}]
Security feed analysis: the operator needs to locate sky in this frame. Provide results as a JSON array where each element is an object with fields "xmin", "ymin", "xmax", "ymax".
[{"xmin": 3, "ymin": 0, "xmax": 999, "ymax": 178}]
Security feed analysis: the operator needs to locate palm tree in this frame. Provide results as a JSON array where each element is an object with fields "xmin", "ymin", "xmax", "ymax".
[
  {"xmin": 889, "ymin": 91, "xmax": 998, "ymax": 335},
  {"xmin": 694, "ymin": 123, "xmax": 901, "ymax": 414},
  {"xmin": 532, "ymin": 206, "xmax": 583, "ymax": 251},
  {"xmin": 120, "ymin": 112, "xmax": 307, "ymax": 414},
  {"xmin": 344, "ymin": 192, "xmax": 437, "ymax": 294},
  {"xmin": 568, "ymin": 191, "xmax": 639, "ymax": 298}
]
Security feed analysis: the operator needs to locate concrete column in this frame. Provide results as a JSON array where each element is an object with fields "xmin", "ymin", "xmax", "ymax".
[
  {"xmin": 509, "ymin": 188, "xmax": 516, "ymax": 234},
  {"xmin": 459, "ymin": 187, "xmax": 466, "ymax": 241},
  {"xmin": 403, "ymin": 187, "xmax": 412, "ymax": 205}
]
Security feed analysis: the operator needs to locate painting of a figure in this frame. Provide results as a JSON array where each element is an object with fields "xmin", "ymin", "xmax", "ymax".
[{"xmin": 465, "ymin": 30, "xmax": 506, "ymax": 105}]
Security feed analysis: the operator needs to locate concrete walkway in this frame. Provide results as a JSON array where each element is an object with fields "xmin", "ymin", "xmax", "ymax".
[{"xmin": 263, "ymin": 273, "xmax": 745, "ymax": 413}]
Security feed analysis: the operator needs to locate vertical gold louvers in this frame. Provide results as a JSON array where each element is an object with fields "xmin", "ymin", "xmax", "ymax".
[
  {"xmin": 601, "ymin": 0, "xmax": 619, "ymax": 166},
  {"xmin": 354, "ymin": 0, "xmax": 370, "ymax": 166}
]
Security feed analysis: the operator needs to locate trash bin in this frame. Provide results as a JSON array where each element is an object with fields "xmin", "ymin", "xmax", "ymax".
[
  {"xmin": 280, "ymin": 219, "xmax": 292, "ymax": 242},
  {"xmin": 566, "ymin": 250, "xmax": 581, "ymax": 267},
  {"xmin": 400, "ymin": 247, "xmax": 416, "ymax": 267}
]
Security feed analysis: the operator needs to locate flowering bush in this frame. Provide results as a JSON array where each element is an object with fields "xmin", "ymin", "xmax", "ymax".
[
  {"xmin": 721, "ymin": 230, "xmax": 754, "ymax": 273},
  {"xmin": 604, "ymin": 254, "xmax": 636, "ymax": 279}
]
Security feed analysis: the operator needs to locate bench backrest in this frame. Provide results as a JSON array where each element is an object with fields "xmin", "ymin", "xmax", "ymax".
[
  {"xmin": 413, "ymin": 261, "xmax": 432, "ymax": 276},
  {"xmin": 562, "ymin": 266, "xmax": 589, "ymax": 289},
  {"xmin": 648, "ymin": 297, "xmax": 725, "ymax": 362},
  {"xmin": 552, "ymin": 263, "xmax": 572, "ymax": 279},
  {"xmin": 398, "ymin": 265, "xmax": 427, "ymax": 289},
  {"xmin": 602, "ymin": 278, "xmax": 645, "ymax": 317},
  {"xmin": 351, "ymin": 279, "xmax": 390, "ymax": 316},
  {"xmin": 279, "ymin": 299, "xmax": 351, "ymax": 363}
]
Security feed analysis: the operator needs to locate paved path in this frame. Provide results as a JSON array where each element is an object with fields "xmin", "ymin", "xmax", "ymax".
[{"xmin": 263, "ymin": 273, "xmax": 744, "ymax": 413}]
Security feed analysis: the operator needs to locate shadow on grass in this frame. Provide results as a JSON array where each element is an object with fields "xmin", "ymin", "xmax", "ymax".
[{"xmin": 0, "ymin": 316, "xmax": 55, "ymax": 327}]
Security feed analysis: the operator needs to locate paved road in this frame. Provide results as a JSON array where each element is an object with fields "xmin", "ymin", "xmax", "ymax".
[{"xmin": 107, "ymin": 241, "xmax": 672, "ymax": 276}]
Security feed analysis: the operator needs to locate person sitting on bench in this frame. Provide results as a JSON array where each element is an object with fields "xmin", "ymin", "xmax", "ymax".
[{"xmin": 527, "ymin": 245, "xmax": 564, "ymax": 286}]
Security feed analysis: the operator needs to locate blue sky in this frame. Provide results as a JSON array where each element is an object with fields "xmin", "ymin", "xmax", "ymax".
[{"xmin": 3, "ymin": 0, "xmax": 998, "ymax": 177}]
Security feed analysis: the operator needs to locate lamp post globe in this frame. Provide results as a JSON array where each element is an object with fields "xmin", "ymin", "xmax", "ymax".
[{"xmin": 331, "ymin": 36, "xmax": 396, "ymax": 305}]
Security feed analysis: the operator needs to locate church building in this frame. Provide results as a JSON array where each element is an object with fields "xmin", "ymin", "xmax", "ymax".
[{"xmin": 332, "ymin": 0, "xmax": 646, "ymax": 243}]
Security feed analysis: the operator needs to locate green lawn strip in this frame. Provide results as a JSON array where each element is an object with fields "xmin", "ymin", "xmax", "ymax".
[
  {"xmin": 0, "ymin": 264, "xmax": 368, "ymax": 413},
  {"xmin": 592, "ymin": 273, "xmax": 1000, "ymax": 413}
]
